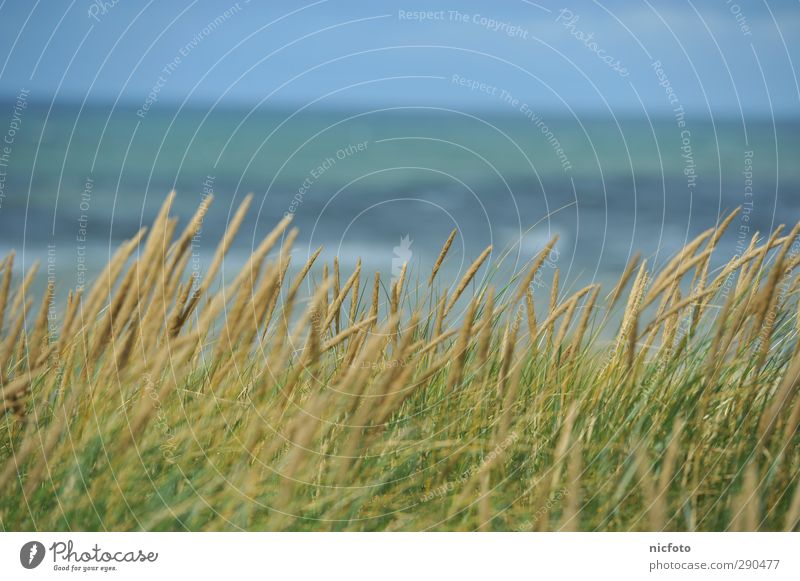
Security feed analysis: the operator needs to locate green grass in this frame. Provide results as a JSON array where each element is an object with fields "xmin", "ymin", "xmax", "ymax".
[{"xmin": 1, "ymin": 195, "xmax": 799, "ymax": 531}]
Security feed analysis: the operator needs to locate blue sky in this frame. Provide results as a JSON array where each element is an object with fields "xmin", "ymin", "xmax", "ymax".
[{"xmin": 0, "ymin": 0, "xmax": 798, "ymax": 116}]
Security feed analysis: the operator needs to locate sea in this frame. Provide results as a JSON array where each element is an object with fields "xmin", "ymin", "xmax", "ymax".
[{"xmin": 1, "ymin": 101, "xmax": 799, "ymax": 305}]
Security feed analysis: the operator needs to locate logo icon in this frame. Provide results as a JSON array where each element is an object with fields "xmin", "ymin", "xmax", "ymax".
[
  {"xmin": 20, "ymin": 541, "xmax": 46, "ymax": 569},
  {"xmin": 392, "ymin": 235, "xmax": 413, "ymax": 285}
]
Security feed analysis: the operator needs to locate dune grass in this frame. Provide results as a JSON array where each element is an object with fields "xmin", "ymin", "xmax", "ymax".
[{"xmin": 1, "ymin": 193, "xmax": 799, "ymax": 531}]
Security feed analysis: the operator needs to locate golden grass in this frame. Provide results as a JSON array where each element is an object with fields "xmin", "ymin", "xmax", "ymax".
[{"xmin": 1, "ymin": 195, "xmax": 799, "ymax": 531}]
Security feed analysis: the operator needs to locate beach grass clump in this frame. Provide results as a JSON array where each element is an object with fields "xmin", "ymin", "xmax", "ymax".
[{"xmin": 1, "ymin": 194, "xmax": 799, "ymax": 531}]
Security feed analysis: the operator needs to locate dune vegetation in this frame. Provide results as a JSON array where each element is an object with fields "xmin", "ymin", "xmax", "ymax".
[{"xmin": 1, "ymin": 193, "xmax": 799, "ymax": 531}]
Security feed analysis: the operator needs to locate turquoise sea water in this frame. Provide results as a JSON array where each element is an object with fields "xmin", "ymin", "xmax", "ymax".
[{"xmin": 1, "ymin": 102, "xmax": 799, "ymax": 297}]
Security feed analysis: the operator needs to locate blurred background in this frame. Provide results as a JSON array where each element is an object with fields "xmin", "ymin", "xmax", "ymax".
[{"xmin": 0, "ymin": 0, "xmax": 798, "ymax": 298}]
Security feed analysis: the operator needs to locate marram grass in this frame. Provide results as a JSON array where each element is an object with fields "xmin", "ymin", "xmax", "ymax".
[{"xmin": 1, "ymin": 194, "xmax": 800, "ymax": 531}]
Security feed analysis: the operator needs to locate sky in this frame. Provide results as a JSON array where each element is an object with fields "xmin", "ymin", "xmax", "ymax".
[{"xmin": 0, "ymin": 0, "xmax": 798, "ymax": 117}]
